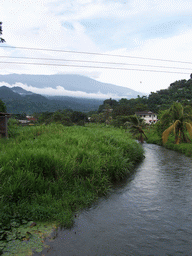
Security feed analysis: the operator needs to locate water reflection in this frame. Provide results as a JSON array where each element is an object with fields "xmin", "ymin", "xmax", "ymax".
[{"xmin": 35, "ymin": 144, "xmax": 192, "ymax": 256}]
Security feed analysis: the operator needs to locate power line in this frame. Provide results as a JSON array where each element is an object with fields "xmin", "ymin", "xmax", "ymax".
[
  {"xmin": 0, "ymin": 61, "xmax": 190, "ymax": 74},
  {"xmin": 0, "ymin": 55, "xmax": 191, "ymax": 71},
  {"xmin": 1, "ymin": 45, "xmax": 192, "ymax": 65}
]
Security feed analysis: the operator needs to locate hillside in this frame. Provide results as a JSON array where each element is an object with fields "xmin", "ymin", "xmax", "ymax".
[
  {"xmin": 0, "ymin": 86, "xmax": 103, "ymax": 114},
  {"xmin": 147, "ymin": 78, "xmax": 192, "ymax": 112}
]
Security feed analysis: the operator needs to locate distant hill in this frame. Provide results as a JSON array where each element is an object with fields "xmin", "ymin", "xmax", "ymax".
[
  {"xmin": 11, "ymin": 86, "xmax": 34, "ymax": 96},
  {"xmin": 0, "ymin": 86, "xmax": 103, "ymax": 114},
  {"xmin": 0, "ymin": 74, "xmax": 145, "ymax": 98},
  {"xmin": 147, "ymin": 78, "xmax": 192, "ymax": 112}
]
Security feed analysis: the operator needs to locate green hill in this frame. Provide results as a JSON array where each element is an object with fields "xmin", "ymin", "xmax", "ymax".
[{"xmin": 147, "ymin": 78, "xmax": 192, "ymax": 112}]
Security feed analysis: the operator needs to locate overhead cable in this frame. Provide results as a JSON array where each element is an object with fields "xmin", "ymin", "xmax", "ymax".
[
  {"xmin": 0, "ymin": 55, "xmax": 191, "ymax": 71},
  {"xmin": 1, "ymin": 45, "xmax": 192, "ymax": 64},
  {"xmin": 1, "ymin": 61, "xmax": 190, "ymax": 74}
]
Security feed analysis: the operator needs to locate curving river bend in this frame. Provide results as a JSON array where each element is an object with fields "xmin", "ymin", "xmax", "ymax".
[{"xmin": 37, "ymin": 144, "xmax": 192, "ymax": 255}]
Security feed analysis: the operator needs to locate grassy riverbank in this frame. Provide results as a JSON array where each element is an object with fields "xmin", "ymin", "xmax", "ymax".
[
  {"xmin": 0, "ymin": 123, "xmax": 144, "ymax": 254},
  {"xmin": 146, "ymin": 127, "xmax": 192, "ymax": 157}
]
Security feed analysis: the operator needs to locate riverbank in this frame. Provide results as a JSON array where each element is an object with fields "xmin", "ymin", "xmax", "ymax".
[
  {"xmin": 146, "ymin": 128, "xmax": 192, "ymax": 157},
  {"xmin": 0, "ymin": 123, "xmax": 144, "ymax": 255}
]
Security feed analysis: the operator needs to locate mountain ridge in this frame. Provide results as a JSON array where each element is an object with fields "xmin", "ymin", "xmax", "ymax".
[
  {"xmin": 0, "ymin": 86, "xmax": 104, "ymax": 114},
  {"xmin": 0, "ymin": 74, "xmax": 145, "ymax": 98}
]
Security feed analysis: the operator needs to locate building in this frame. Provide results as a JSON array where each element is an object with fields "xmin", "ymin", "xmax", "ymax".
[
  {"xmin": 0, "ymin": 112, "xmax": 11, "ymax": 138},
  {"xmin": 135, "ymin": 111, "xmax": 158, "ymax": 124}
]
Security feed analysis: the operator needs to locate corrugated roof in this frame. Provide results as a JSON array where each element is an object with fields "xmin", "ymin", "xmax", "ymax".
[
  {"xmin": 0, "ymin": 112, "xmax": 12, "ymax": 117},
  {"xmin": 135, "ymin": 111, "xmax": 157, "ymax": 115}
]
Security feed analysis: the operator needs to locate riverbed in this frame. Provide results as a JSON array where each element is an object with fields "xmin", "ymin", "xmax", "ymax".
[{"xmin": 35, "ymin": 143, "xmax": 192, "ymax": 255}]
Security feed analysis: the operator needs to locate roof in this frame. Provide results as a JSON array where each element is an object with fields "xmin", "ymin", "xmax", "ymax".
[
  {"xmin": 135, "ymin": 111, "xmax": 157, "ymax": 115},
  {"xmin": 0, "ymin": 112, "xmax": 12, "ymax": 117}
]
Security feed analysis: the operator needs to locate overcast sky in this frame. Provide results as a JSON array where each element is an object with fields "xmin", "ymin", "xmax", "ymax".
[{"xmin": 1, "ymin": 0, "xmax": 192, "ymax": 95}]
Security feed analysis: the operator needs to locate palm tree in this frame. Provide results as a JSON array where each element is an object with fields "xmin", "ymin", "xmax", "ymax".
[
  {"xmin": 124, "ymin": 114, "xmax": 147, "ymax": 143},
  {"xmin": 162, "ymin": 102, "xmax": 192, "ymax": 144}
]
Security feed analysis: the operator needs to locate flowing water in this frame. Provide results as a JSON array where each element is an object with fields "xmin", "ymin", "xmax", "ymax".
[{"xmin": 37, "ymin": 144, "xmax": 192, "ymax": 255}]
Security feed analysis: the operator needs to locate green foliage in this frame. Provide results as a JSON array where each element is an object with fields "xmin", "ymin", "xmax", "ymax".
[
  {"xmin": 161, "ymin": 102, "xmax": 192, "ymax": 144},
  {"xmin": 36, "ymin": 109, "xmax": 88, "ymax": 126},
  {"xmin": 111, "ymin": 116, "xmax": 130, "ymax": 128},
  {"xmin": 0, "ymin": 99, "xmax": 6, "ymax": 112},
  {"xmin": 1, "ymin": 91, "xmax": 102, "ymax": 114},
  {"xmin": 124, "ymin": 115, "xmax": 147, "ymax": 143},
  {"xmin": 164, "ymin": 141, "xmax": 192, "ymax": 157},
  {"xmin": 7, "ymin": 118, "xmax": 20, "ymax": 138},
  {"xmin": 112, "ymin": 105, "xmax": 134, "ymax": 118},
  {"xmin": 147, "ymin": 124, "xmax": 192, "ymax": 157},
  {"xmin": 145, "ymin": 125, "xmax": 162, "ymax": 145},
  {"xmin": 98, "ymin": 98, "xmax": 119, "ymax": 113},
  {"xmin": 97, "ymin": 77, "xmax": 192, "ymax": 118},
  {"xmin": 89, "ymin": 113, "xmax": 106, "ymax": 123}
]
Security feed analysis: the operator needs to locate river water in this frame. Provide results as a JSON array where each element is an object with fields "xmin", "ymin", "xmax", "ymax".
[{"xmin": 38, "ymin": 144, "xmax": 192, "ymax": 255}]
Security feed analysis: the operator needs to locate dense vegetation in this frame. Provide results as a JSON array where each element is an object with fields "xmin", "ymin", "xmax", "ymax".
[
  {"xmin": 91, "ymin": 76, "xmax": 192, "ymax": 121},
  {"xmin": 146, "ymin": 125, "xmax": 192, "ymax": 157},
  {"xmin": 145, "ymin": 102, "xmax": 192, "ymax": 157},
  {"xmin": 0, "ymin": 86, "xmax": 103, "ymax": 114},
  {"xmin": 0, "ymin": 99, "xmax": 6, "ymax": 112},
  {"xmin": 0, "ymin": 124, "xmax": 144, "ymax": 254}
]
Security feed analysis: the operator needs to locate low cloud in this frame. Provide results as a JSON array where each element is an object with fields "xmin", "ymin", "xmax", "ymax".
[{"xmin": 0, "ymin": 82, "xmax": 122, "ymax": 99}]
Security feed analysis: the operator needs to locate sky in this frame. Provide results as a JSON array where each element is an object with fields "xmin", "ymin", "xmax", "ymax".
[{"xmin": 1, "ymin": 0, "xmax": 192, "ymax": 96}]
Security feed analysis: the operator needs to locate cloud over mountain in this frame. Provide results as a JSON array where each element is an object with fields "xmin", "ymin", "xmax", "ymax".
[{"xmin": 0, "ymin": 74, "xmax": 145, "ymax": 99}]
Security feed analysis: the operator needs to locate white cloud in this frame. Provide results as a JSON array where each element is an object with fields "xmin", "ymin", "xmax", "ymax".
[
  {"xmin": 96, "ymin": 29, "xmax": 192, "ymax": 93},
  {"xmin": 0, "ymin": 82, "xmax": 123, "ymax": 99}
]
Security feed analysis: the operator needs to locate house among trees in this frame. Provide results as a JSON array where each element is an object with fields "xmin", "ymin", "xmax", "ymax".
[
  {"xmin": 0, "ymin": 112, "xmax": 11, "ymax": 138},
  {"xmin": 135, "ymin": 111, "xmax": 158, "ymax": 124}
]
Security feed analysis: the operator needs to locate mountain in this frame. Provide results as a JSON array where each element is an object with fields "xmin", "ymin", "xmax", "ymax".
[
  {"xmin": 0, "ymin": 86, "xmax": 103, "ymax": 114},
  {"xmin": 11, "ymin": 86, "xmax": 34, "ymax": 96},
  {"xmin": 0, "ymin": 74, "xmax": 144, "ymax": 98},
  {"xmin": 0, "ymin": 86, "xmax": 22, "ymax": 100}
]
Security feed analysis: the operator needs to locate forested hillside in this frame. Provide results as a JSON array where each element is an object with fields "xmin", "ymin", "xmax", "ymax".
[
  {"xmin": 147, "ymin": 78, "xmax": 192, "ymax": 112},
  {"xmin": 91, "ymin": 77, "xmax": 192, "ymax": 124},
  {"xmin": 0, "ymin": 86, "xmax": 103, "ymax": 114}
]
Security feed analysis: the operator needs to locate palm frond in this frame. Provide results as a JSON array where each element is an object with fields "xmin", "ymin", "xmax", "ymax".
[
  {"xmin": 174, "ymin": 120, "xmax": 181, "ymax": 133},
  {"xmin": 162, "ymin": 123, "xmax": 176, "ymax": 144},
  {"xmin": 185, "ymin": 122, "xmax": 192, "ymax": 139},
  {"xmin": 175, "ymin": 130, "xmax": 181, "ymax": 144},
  {"xmin": 169, "ymin": 102, "xmax": 184, "ymax": 121}
]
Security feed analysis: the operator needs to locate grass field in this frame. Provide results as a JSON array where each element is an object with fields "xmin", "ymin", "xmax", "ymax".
[{"xmin": 0, "ymin": 123, "xmax": 144, "ymax": 254}]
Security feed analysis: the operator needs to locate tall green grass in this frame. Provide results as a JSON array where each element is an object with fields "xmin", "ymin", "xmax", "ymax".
[{"xmin": 0, "ymin": 124, "xmax": 144, "ymax": 229}]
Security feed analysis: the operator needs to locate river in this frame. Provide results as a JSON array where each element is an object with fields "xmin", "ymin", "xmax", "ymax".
[{"xmin": 36, "ymin": 143, "xmax": 192, "ymax": 255}]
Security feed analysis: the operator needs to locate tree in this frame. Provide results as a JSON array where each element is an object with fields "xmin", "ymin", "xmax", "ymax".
[
  {"xmin": 0, "ymin": 99, "xmax": 6, "ymax": 112},
  {"xmin": 0, "ymin": 22, "xmax": 5, "ymax": 43},
  {"xmin": 98, "ymin": 98, "xmax": 118, "ymax": 113},
  {"xmin": 162, "ymin": 102, "xmax": 192, "ymax": 144},
  {"xmin": 70, "ymin": 111, "xmax": 88, "ymax": 124},
  {"xmin": 125, "ymin": 114, "xmax": 147, "ymax": 143},
  {"xmin": 112, "ymin": 105, "xmax": 134, "ymax": 118}
]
